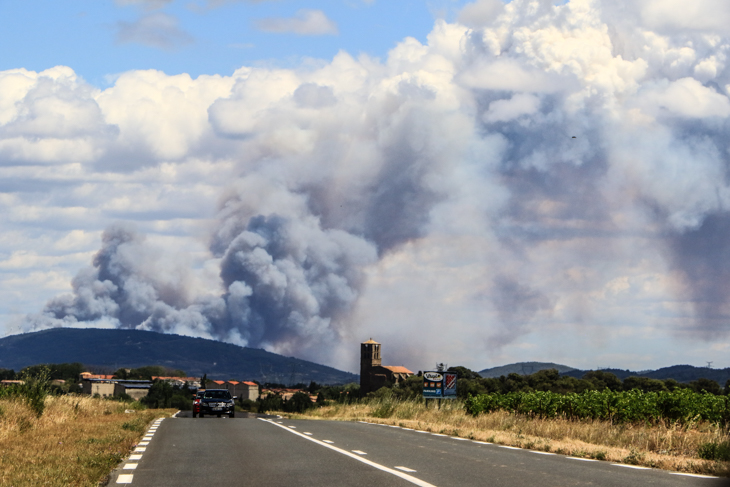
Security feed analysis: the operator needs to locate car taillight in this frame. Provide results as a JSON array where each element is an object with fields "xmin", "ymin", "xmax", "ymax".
[{"xmin": 194, "ymin": 399, "xmax": 200, "ymax": 404}]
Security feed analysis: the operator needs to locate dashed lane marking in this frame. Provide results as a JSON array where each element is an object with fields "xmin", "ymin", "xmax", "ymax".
[
  {"xmin": 395, "ymin": 466, "xmax": 417, "ymax": 473},
  {"xmin": 352, "ymin": 450, "xmax": 367, "ymax": 455},
  {"xmin": 260, "ymin": 419, "xmax": 436, "ymax": 487},
  {"xmin": 116, "ymin": 474, "xmax": 134, "ymax": 484},
  {"xmin": 451, "ymin": 437, "xmax": 468, "ymax": 441},
  {"xmin": 431, "ymin": 434, "xmax": 446, "ymax": 437},
  {"xmin": 288, "ymin": 426, "xmax": 297, "ymax": 429},
  {"xmin": 670, "ymin": 473, "xmax": 718, "ymax": 478},
  {"xmin": 134, "ymin": 447, "xmax": 146, "ymax": 452},
  {"xmin": 612, "ymin": 464, "xmax": 651, "ymax": 470},
  {"xmin": 130, "ymin": 455, "xmax": 142, "ymax": 461},
  {"xmin": 138, "ymin": 442, "xmax": 149, "ymax": 446},
  {"xmin": 499, "ymin": 446, "xmax": 521, "ymax": 450},
  {"xmin": 567, "ymin": 457, "xmax": 597, "ymax": 462},
  {"xmin": 472, "ymin": 441, "xmax": 491, "ymax": 445},
  {"xmin": 303, "ymin": 432, "xmax": 313, "ymax": 435},
  {"xmin": 530, "ymin": 451, "xmax": 555, "ymax": 455},
  {"xmin": 322, "ymin": 440, "xmax": 334, "ymax": 444},
  {"xmin": 415, "ymin": 431, "xmax": 429, "ymax": 433},
  {"xmin": 122, "ymin": 463, "xmax": 138, "ymax": 470}
]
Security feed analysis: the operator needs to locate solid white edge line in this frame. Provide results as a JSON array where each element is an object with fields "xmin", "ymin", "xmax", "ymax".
[
  {"xmin": 530, "ymin": 451, "xmax": 555, "ymax": 455},
  {"xmin": 259, "ymin": 419, "xmax": 436, "ymax": 487},
  {"xmin": 611, "ymin": 464, "xmax": 651, "ymax": 470},
  {"xmin": 450, "ymin": 437, "xmax": 468, "ymax": 441},
  {"xmin": 567, "ymin": 457, "xmax": 597, "ymax": 462},
  {"xmin": 499, "ymin": 446, "xmax": 521, "ymax": 450},
  {"xmin": 472, "ymin": 441, "xmax": 491, "ymax": 445},
  {"xmin": 669, "ymin": 473, "xmax": 719, "ymax": 478},
  {"xmin": 431, "ymin": 434, "xmax": 446, "ymax": 437},
  {"xmin": 395, "ymin": 466, "xmax": 417, "ymax": 472},
  {"xmin": 352, "ymin": 450, "xmax": 367, "ymax": 455}
]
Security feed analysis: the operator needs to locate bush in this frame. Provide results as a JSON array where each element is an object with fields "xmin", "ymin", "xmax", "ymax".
[
  {"xmin": 19, "ymin": 366, "xmax": 51, "ymax": 417},
  {"xmin": 698, "ymin": 440, "xmax": 730, "ymax": 461},
  {"xmin": 284, "ymin": 392, "xmax": 313, "ymax": 413}
]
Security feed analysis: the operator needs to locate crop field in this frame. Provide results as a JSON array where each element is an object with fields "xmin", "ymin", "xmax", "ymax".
[{"xmin": 464, "ymin": 389, "xmax": 730, "ymax": 426}]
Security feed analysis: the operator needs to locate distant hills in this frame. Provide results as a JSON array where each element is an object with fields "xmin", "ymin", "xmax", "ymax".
[
  {"xmin": 0, "ymin": 328, "xmax": 358, "ymax": 385},
  {"xmin": 480, "ymin": 361, "xmax": 730, "ymax": 385}
]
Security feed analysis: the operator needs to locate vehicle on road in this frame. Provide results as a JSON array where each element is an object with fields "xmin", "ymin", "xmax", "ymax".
[
  {"xmin": 198, "ymin": 389, "xmax": 236, "ymax": 418},
  {"xmin": 192, "ymin": 390, "xmax": 204, "ymax": 418}
]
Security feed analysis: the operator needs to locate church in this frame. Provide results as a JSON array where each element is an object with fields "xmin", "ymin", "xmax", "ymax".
[{"xmin": 359, "ymin": 338, "xmax": 413, "ymax": 396}]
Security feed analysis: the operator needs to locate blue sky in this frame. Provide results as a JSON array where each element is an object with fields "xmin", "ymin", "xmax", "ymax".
[
  {"xmin": 2, "ymin": 0, "xmax": 730, "ymax": 373},
  {"xmin": 1, "ymin": 0, "xmax": 472, "ymax": 87}
]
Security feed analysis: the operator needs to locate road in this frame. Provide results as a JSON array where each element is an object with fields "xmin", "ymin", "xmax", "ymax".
[{"xmin": 109, "ymin": 412, "xmax": 729, "ymax": 486}]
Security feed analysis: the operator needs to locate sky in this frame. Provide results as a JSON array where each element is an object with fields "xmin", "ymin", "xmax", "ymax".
[{"xmin": 2, "ymin": 0, "xmax": 730, "ymax": 375}]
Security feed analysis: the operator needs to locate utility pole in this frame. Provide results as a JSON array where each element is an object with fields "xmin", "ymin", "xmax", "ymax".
[{"xmin": 707, "ymin": 361, "xmax": 713, "ymax": 369}]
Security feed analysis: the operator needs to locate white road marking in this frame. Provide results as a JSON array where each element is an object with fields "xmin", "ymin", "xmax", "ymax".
[
  {"xmin": 568, "ymin": 457, "xmax": 597, "ymax": 462},
  {"xmin": 431, "ymin": 434, "xmax": 446, "ymax": 437},
  {"xmin": 134, "ymin": 447, "xmax": 146, "ymax": 452},
  {"xmin": 612, "ymin": 464, "xmax": 651, "ymax": 470},
  {"xmin": 451, "ymin": 437, "xmax": 468, "ymax": 441},
  {"xmin": 358, "ymin": 421, "xmax": 369, "ymax": 424},
  {"xmin": 530, "ymin": 451, "xmax": 555, "ymax": 455},
  {"xmin": 415, "ymin": 431, "xmax": 429, "ymax": 434},
  {"xmin": 389, "ymin": 425, "xmax": 400, "ymax": 428},
  {"xmin": 401, "ymin": 428, "xmax": 413, "ymax": 431},
  {"xmin": 352, "ymin": 450, "xmax": 367, "ymax": 455},
  {"xmin": 129, "ymin": 454, "xmax": 142, "ymax": 461},
  {"xmin": 288, "ymin": 426, "xmax": 296, "ymax": 429},
  {"xmin": 261, "ymin": 419, "xmax": 436, "ymax": 487},
  {"xmin": 122, "ymin": 463, "xmax": 138, "ymax": 470},
  {"xmin": 670, "ymin": 473, "xmax": 718, "ymax": 478},
  {"xmin": 499, "ymin": 446, "xmax": 521, "ymax": 450},
  {"xmin": 395, "ymin": 466, "xmax": 417, "ymax": 472},
  {"xmin": 322, "ymin": 440, "xmax": 334, "ymax": 444},
  {"xmin": 138, "ymin": 442, "xmax": 149, "ymax": 446},
  {"xmin": 303, "ymin": 432, "xmax": 313, "ymax": 435},
  {"xmin": 472, "ymin": 441, "xmax": 491, "ymax": 445},
  {"xmin": 116, "ymin": 474, "xmax": 134, "ymax": 484}
]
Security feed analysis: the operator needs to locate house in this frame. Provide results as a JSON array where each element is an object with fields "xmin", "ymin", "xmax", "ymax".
[
  {"xmin": 359, "ymin": 339, "xmax": 413, "ymax": 396},
  {"xmin": 204, "ymin": 380, "xmax": 259, "ymax": 400}
]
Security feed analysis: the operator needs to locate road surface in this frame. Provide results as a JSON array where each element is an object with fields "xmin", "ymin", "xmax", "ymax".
[{"xmin": 108, "ymin": 412, "xmax": 729, "ymax": 486}]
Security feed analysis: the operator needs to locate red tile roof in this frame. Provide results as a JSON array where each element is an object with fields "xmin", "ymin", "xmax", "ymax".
[{"xmin": 382, "ymin": 366, "xmax": 413, "ymax": 374}]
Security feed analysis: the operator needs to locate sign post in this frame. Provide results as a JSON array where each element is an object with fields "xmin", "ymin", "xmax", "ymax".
[{"xmin": 422, "ymin": 371, "xmax": 457, "ymax": 407}]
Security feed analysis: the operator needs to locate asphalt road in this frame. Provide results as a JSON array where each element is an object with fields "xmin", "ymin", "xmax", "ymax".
[{"xmin": 108, "ymin": 413, "xmax": 730, "ymax": 486}]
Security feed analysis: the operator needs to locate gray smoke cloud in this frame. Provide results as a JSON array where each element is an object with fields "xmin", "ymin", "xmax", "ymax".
[{"xmin": 15, "ymin": 0, "xmax": 730, "ymax": 369}]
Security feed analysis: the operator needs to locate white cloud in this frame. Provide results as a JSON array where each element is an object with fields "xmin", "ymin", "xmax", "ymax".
[
  {"xmin": 255, "ymin": 9, "xmax": 338, "ymax": 36},
  {"xmin": 115, "ymin": 13, "xmax": 194, "ymax": 50},
  {"xmin": 7, "ymin": 0, "xmax": 730, "ymax": 371}
]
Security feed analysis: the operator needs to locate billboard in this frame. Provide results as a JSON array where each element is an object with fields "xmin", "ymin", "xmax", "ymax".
[{"xmin": 422, "ymin": 371, "xmax": 457, "ymax": 399}]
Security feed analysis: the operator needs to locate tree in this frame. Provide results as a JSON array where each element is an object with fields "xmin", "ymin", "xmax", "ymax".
[
  {"xmin": 583, "ymin": 371, "xmax": 622, "ymax": 391},
  {"xmin": 689, "ymin": 378, "xmax": 722, "ymax": 395}
]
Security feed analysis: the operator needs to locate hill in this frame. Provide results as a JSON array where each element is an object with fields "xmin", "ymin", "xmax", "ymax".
[
  {"xmin": 478, "ymin": 362, "xmax": 577, "ymax": 378},
  {"xmin": 483, "ymin": 362, "xmax": 730, "ymax": 385},
  {"xmin": 562, "ymin": 365, "xmax": 730, "ymax": 384},
  {"xmin": 0, "ymin": 328, "xmax": 358, "ymax": 385}
]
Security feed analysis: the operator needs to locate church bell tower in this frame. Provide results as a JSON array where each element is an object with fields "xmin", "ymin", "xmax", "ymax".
[{"xmin": 360, "ymin": 338, "xmax": 381, "ymax": 395}]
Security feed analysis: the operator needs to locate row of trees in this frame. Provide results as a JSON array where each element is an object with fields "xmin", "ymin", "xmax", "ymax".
[{"xmin": 448, "ymin": 367, "xmax": 730, "ymax": 399}]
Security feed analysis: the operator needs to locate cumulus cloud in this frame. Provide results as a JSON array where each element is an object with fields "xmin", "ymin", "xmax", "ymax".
[
  {"xmin": 255, "ymin": 9, "xmax": 339, "ymax": 36},
  {"xmin": 115, "ymin": 13, "xmax": 194, "ymax": 50},
  {"xmin": 11, "ymin": 0, "xmax": 730, "ymax": 371}
]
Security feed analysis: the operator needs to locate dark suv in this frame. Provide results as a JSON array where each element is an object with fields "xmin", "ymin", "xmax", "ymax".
[{"xmin": 198, "ymin": 389, "xmax": 236, "ymax": 418}]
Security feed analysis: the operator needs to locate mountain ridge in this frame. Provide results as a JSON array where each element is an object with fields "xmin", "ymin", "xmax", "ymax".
[
  {"xmin": 0, "ymin": 328, "xmax": 358, "ymax": 385},
  {"xmin": 480, "ymin": 361, "xmax": 730, "ymax": 384}
]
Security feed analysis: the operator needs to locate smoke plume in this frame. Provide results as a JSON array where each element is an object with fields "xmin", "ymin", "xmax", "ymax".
[{"xmin": 15, "ymin": 0, "xmax": 730, "ymax": 368}]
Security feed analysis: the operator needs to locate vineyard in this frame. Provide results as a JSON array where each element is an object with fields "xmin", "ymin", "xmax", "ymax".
[{"xmin": 465, "ymin": 389, "xmax": 730, "ymax": 427}]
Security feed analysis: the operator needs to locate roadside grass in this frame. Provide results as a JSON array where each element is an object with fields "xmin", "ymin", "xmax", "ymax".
[
  {"xmin": 0, "ymin": 395, "xmax": 173, "ymax": 486},
  {"xmin": 285, "ymin": 397, "xmax": 730, "ymax": 477}
]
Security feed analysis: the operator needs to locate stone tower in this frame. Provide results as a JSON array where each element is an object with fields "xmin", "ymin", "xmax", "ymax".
[{"xmin": 360, "ymin": 338, "xmax": 381, "ymax": 395}]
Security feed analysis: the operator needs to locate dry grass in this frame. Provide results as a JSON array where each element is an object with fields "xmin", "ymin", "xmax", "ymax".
[
  {"xmin": 288, "ymin": 398, "xmax": 730, "ymax": 477},
  {"xmin": 0, "ymin": 395, "xmax": 173, "ymax": 487}
]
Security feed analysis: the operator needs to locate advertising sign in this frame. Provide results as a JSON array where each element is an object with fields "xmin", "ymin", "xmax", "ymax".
[
  {"xmin": 422, "ymin": 371, "xmax": 457, "ymax": 399},
  {"xmin": 422, "ymin": 371, "xmax": 443, "ymax": 398}
]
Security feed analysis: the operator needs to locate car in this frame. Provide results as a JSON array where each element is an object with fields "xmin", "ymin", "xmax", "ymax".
[
  {"xmin": 197, "ymin": 389, "xmax": 236, "ymax": 418},
  {"xmin": 192, "ymin": 390, "xmax": 204, "ymax": 418}
]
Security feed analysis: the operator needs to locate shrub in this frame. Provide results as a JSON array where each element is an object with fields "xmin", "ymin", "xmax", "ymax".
[
  {"xmin": 698, "ymin": 440, "xmax": 730, "ymax": 461},
  {"xmin": 18, "ymin": 366, "xmax": 51, "ymax": 417}
]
